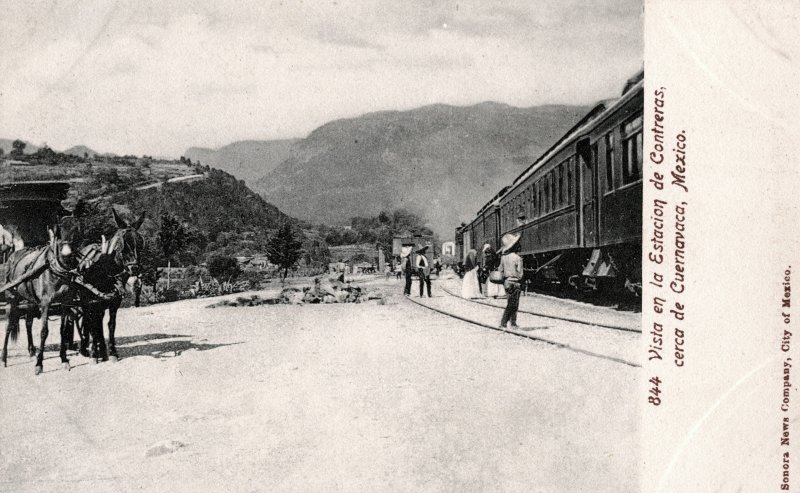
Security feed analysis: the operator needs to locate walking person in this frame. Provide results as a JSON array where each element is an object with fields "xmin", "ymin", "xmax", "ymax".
[
  {"xmin": 401, "ymin": 246, "xmax": 413, "ymax": 296},
  {"xmin": 482, "ymin": 243, "xmax": 506, "ymax": 299},
  {"xmin": 497, "ymin": 233, "xmax": 523, "ymax": 330},
  {"xmin": 415, "ymin": 245, "xmax": 432, "ymax": 298},
  {"xmin": 461, "ymin": 249, "xmax": 482, "ymax": 299}
]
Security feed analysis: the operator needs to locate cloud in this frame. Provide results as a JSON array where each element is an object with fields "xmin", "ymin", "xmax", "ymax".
[{"xmin": 0, "ymin": 0, "xmax": 642, "ymax": 156}]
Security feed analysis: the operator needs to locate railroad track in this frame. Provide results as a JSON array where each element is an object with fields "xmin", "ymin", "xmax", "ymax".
[
  {"xmin": 439, "ymin": 284, "xmax": 641, "ymax": 333},
  {"xmin": 403, "ymin": 292, "xmax": 640, "ymax": 368}
]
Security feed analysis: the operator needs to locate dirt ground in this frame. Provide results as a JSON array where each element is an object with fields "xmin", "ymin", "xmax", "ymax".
[{"xmin": 0, "ymin": 277, "xmax": 639, "ymax": 492}]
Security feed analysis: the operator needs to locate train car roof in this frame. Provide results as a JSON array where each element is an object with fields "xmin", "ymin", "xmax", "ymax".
[
  {"xmin": 460, "ymin": 70, "xmax": 643, "ymax": 226},
  {"xmin": 500, "ymin": 72, "xmax": 643, "ymax": 201},
  {"xmin": 475, "ymin": 185, "xmax": 509, "ymax": 216}
]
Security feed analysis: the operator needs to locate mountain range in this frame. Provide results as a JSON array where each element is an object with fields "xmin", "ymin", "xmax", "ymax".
[
  {"xmin": 185, "ymin": 139, "xmax": 299, "ymax": 184},
  {"xmin": 0, "ymin": 140, "xmax": 107, "ymax": 158},
  {"xmin": 2, "ymin": 101, "xmax": 592, "ymax": 238},
  {"xmin": 186, "ymin": 102, "xmax": 590, "ymax": 236}
]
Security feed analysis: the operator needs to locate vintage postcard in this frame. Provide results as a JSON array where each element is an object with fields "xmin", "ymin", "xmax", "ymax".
[{"xmin": 0, "ymin": 0, "xmax": 795, "ymax": 491}]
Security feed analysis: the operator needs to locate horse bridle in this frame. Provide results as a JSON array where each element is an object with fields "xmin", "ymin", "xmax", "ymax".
[{"xmin": 105, "ymin": 228, "xmax": 141, "ymax": 275}]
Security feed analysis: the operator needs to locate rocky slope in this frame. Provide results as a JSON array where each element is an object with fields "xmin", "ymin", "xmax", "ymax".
[{"xmin": 250, "ymin": 102, "xmax": 590, "ymax": 235}]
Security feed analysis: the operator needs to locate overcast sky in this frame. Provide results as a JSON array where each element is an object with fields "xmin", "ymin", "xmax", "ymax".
[{"xmin": 0, "ymin": 0, "xmax": 642, "ymax": 157}]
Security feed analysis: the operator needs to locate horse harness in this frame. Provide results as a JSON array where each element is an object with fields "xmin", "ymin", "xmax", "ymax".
[{"xmin": 0, "ymin": 243, "xmax": 112, "ymax": 300}]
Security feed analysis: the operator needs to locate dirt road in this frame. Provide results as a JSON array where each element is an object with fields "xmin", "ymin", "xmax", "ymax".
[{"xmin": 0, "ymin": 279, "xmax": 639, "ymax": 492}]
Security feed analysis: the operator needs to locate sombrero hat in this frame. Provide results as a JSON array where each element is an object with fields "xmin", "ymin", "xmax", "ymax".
[
  {"xmin": 400, "ymin": 246, "xmax": 413, "ymax": 258},
  {"xmin": 498, "ymin": 233, "xmax": 521, "ymax": 254},
  {"xmin": 416, "ymin": 245, "xmax": 429, "ymax": 254}
]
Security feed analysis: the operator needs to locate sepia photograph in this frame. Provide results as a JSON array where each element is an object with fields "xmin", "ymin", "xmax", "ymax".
[{"xmin": 0, "ymin": 1, "xmax": 644, "ymax": 491}]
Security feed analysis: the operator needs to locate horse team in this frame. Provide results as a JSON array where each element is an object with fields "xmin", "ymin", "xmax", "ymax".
[{"xmin": 0, "ymin": 209, "xmax": 145, "ymax": 375}]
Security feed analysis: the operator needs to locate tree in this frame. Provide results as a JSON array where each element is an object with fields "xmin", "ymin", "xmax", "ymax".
[
  {"xmin": 208, "ymin": 255, "xmax": 241, "ymax": 282},
  {"xmin": 267, "ymin": 223, "xmax": 303, "ymax": 281},
  {"xmin": 138, "ymin": 238, "xmax": 166, "ymax": 292},
  {"xmin": 10, "ymin": 139, "xmax": 25, "ymax": 157},
  {"xmin": 158, "ymin": 213, "xmax": 188, "ymax": 287}
]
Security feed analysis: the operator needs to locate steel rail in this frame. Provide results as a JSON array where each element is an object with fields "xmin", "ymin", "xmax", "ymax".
[
  {"xmin": 439, "ymin": 284, "xmax": 641, "ymax": 333},
  {"xmin": 403, "ymin": 294, "xmax": 640, "ymax": 368}
]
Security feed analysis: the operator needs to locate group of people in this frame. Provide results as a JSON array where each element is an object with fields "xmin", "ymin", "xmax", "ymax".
[
  {"xmin": 461, "ymin": 243, "xmax": 505, "ymax": 299},
  {"xmin": 462, "ymin": 233, "xmax": 524, "ymax": 330},
  {"xmin": 400, "ymin": 244, "xmax": 433, "ymax": 298},
  {"xmin": 394, "ymin": 235, "xmax": 523, "ymax": 329}
]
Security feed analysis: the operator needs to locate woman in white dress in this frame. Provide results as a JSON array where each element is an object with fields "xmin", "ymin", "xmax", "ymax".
[
  {"xmin": 482, "ymin": 244, "xmax": 506, "ymax": 298},
  {"xmin": 461, "ymin": 249, "xmax": 482, "ymax": 299}
]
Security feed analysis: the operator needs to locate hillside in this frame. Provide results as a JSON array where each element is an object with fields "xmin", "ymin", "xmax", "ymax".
[
  {"xmin": 114, "ymin": 169, "xmax": 296, "ymax": 242},
  {"xmin": 63, "ymin": 145, "xmax": 101, "ymax": 158},
  {"xmin": 0, "ymin": 149, "xmax": 307, "ymax": 263},
  {"xmin": 247, "ymin": 102, "xmax": 589, "ymax": 236},
  {"xmin": 184, "ymin": 139, "xmax": 300, "ymax": 185}
]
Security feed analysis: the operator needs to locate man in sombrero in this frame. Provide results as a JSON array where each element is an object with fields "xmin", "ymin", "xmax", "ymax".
[
  {"xmin": 415, "ymin": 244, "xmax": 432, "ymax": 298},
  {"xmin": 497, "ymin": 232, "xmax": 523, "ymax": 329}
]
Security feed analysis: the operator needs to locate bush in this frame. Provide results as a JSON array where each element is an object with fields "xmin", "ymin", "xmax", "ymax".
[
  {"xmin": 208, "ymin": 254, "xmax": 241, "ymax": 281},
  {"xmin": 160, "ymin": 288, "xmax": 180, "ymax": 303}
]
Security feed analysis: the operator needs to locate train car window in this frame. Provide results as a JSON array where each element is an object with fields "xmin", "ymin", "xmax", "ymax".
[
  {"xmin": 543, "ymin": 178, "xmax": 549, "ymax": 213},
  {"xmin": 605, "ymin": 132, "xmax": 615, "ymax": 191},
  {"xmin": 538, "ymin": 181, "xmax": 542, "ymax": 216},
  {"xmin": 558, "ymin": 164, "xmax": 565, "ymax": 206},
  {"xmin": 526, "ymin": 188, "xmax": 530, "ymax": 219},
  {"xmin": 529, "ymin": 186, "xmax": 534, "ymax": 217},
  {"xmin": 567, "ymin": 158, "xmax": 573, "ymax": 205},
  {"xmin": 550, "ymin": 172, "xmax": 556, "ymax": 211},
  {"xmin": 540, "ymin": 180, "xmax": 544, "ymax": 214},
  {"xmin": 591, "ymin": 143, "xmax": 599, "ymax": 199},
  {"xmin": 582, "ymin": 154, "xmax": 593, "ymax": 205},
  {"xmin": 524, "ymin": 188, "xmax": 529, "ymax": 219},
  {"xmin": 622, "ymin": 115, "xmax": 643, "ymax": 184},
  {"xmin": 522, "ymin": 194, "xmax": 527, "ymax": 222}
]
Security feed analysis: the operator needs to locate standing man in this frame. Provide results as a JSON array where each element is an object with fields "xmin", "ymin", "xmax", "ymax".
[
  {"xmin": 498, "ymin": 233, "xmax": 523, "ymax": 330},
  {"xmin": 401, "ymin": 246, "xmax": 413, "ymax": 296},
  {"xmin": 415, "ymin": 245, "xmax": 432, "ymax": 298}
]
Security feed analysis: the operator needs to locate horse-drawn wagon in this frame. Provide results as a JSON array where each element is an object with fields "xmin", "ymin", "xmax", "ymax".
[{"xmin": 0, "ymin": 181, "xmax": 145, "ymax": 374}]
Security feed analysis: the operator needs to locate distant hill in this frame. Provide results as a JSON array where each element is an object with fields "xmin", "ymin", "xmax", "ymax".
[
  {"xmin": 184, "ymin": 139, "xmax": 300, "ymax": 184},
  {"xmin": 247, "ymin": 102, "xmax": 591, "ymax": 236},
  {"xmin": 0, "ymin": 139, "xmax": 39, "ymax": 155},
  {"xmin": 63, "ymin": 145, "xmax": 100, "ymax": 158}
]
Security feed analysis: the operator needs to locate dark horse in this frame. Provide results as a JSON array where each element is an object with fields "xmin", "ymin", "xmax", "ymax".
[
  {"xmin": 73, "ymin": 210, "xmax": 145, "ymax": 363},
  {"xmin": 1, "ymin": 231, "xmax": 80, "ymax": 374}
]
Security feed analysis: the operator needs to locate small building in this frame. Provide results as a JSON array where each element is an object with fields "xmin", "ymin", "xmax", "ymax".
[
  {"xmin": 329, "ymin": 243, "xmax": 379, "ymax": 272},
  {"xmin": 441, "ymin": 241, "xmax": 455, "ymax": 256}
]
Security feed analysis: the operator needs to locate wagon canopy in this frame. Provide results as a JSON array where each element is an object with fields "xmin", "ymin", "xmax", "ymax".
[{"xmin": 0, "ymin": 181, "xmax": 71, "ymax": 247}]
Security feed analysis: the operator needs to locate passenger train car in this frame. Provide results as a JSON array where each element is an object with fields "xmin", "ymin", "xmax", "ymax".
[{"xmin": 456, "ymin": 71, "xmax": 643, "ymax": 294}]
